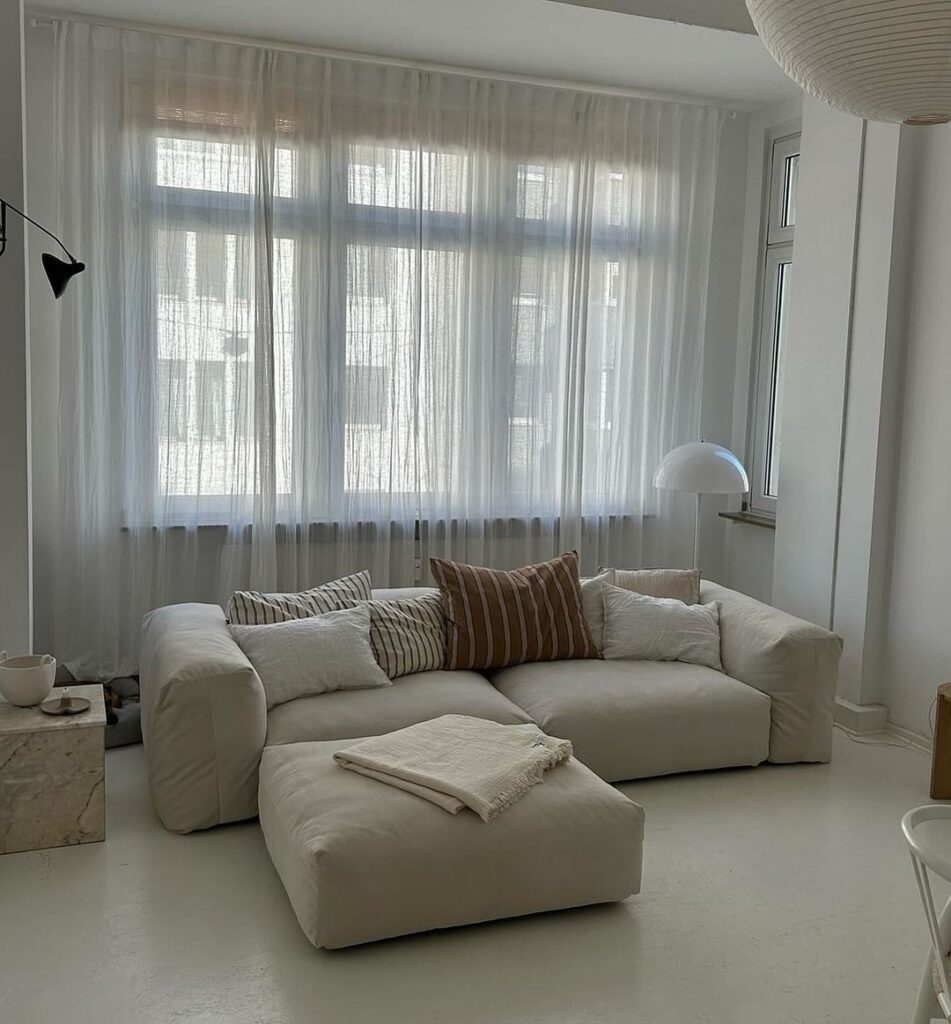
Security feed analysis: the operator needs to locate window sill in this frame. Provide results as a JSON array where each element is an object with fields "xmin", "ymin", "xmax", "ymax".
[{"xmin": 718, "ymin": 510, "xmax": 776, "ymax": 531}]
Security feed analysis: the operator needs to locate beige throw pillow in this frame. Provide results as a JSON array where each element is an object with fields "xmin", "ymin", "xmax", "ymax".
[{"xmin": 601, "ymin": 567, "xmax": 700, "ymax": 605}]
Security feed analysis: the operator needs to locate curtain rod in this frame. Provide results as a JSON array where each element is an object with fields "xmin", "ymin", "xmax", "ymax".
[{"xmin": 27, "ymin": 6, "xmax": 745, "ymax": 115}]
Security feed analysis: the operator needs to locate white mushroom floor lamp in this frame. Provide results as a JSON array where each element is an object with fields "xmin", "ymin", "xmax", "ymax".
[{"xmin": 653, "ymin": 440, "xmax": 750, "ymax": 569}]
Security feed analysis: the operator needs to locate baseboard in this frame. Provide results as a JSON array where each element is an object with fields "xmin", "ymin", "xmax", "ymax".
[
  {"xmin": 884, "ymin": 720, "xmax": 933, "ymax": 754},
  {"xmin": 834, "ymin": 696, "xmax": 889, "ymax": 735}
]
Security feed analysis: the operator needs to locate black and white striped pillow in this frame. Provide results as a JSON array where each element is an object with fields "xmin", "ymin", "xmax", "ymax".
[
  {"xmin": 364, "ymin": 593, "xmax": 447, "ymax": 679},
  {"xmin": 226, "ymin": 571, "xmax": 372, "ymax": 625}
]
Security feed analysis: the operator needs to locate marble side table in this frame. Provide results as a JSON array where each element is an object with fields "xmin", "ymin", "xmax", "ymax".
[{"xmin": 0, "ymin": 684, "xmax": 106, "ymax": 854}]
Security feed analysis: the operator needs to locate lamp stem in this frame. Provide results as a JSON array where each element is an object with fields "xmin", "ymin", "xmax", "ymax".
[
  {"xmin": 0, "ymin": 198, "xmax": 78, "ymax": 263},
  {"xmin": 693, "ymin": 492, "xmax": 702, "ymax": 571}
]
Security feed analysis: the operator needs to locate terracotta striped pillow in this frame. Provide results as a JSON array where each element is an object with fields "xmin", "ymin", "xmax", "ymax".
[
  {"xmin": 226, "ymin": 570, "xmax": 372, "ymax": 625},
  {"xmin": 430, "ymin": 551, "xmax": 596, "ymax": 670}
]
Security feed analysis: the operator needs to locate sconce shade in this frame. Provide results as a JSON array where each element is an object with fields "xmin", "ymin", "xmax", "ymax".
[
  {"xmin": 654, "ymin": 441, "xmax": 749, "ymax": 495},
  {"xmin": 42, "ymin": 253, "xmax": 85, "ymax": 298},
  {"xmin": 746, "ymin": 0, "xmax": 951, "ymax": 125}
]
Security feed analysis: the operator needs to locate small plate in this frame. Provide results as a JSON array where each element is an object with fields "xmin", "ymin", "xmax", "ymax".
[{"xmin": 40, "ymin": 696, "xmax": 91, "ymax": 716}]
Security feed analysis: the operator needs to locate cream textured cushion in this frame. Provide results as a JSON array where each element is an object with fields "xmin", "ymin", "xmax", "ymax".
[
  {"xmin": 491, "ymin": 658, "xmax": 770, "ymax": 782},
  {"xmin": 230, "ymin": 605, "xmax": 391, "ymax": 709},
  {"xmin": 580, "ymin": 569, "xmax": 616, "ymax": 652},
  {"xmin": 226, "ymin": 570, "xmax": 372, "ymax": 624},
  {"xmin": 604, "ymin": 567, "xmax": 701, "ymax": 605},
  {"xmin": 265, "ymin": 669, "xmax": 532, "ymax": 745},
  {"xmin": 601, "ymin": 584, "xmax": 722, "ymax": 670},
  {"xmin": 258, "ymin": 738, "xmax": 645, "ymax": 948}
]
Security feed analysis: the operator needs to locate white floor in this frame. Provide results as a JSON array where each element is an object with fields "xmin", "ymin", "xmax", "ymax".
[{"xmin": 0, "ymin": 732, "xmax": 940, "ymax": 1024}]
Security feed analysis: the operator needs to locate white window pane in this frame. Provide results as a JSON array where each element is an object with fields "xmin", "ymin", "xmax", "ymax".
[
  {"xmin": 156, "ymin": 228, "xmax": 187, "ymax": 300},
  {"xmin": 194, "ymin": 232, "xmax": 227, "ymax": 302},
  {"xmin": 156, "ymin": 136, "xmax": 253, "ymax": 194},
  {"xmin": 765, "ymin": 260, "xmax": 791, "ymax": 498},
  {"xmin": 275, "ymin": 147, "xmax": 297, "ymax": 199},
  {"xmin": 196, "ymin": 361, "xmax": 226, "ymax": 442},
  {"xmin": 347, "ymin": 144, "xmax": 467, "ymax": 212},
  {"xmin": 516, "ymin": 163, "xmax": 563, "ymax": 220},
  {"xmin": 782, "ymin": 153, "xmax": 799, "ymax": 228},
  {"xmin": 157, "ymin": 358, "xmax": 188, "ymax": 443}
]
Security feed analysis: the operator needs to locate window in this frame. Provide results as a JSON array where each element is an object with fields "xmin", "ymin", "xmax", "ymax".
[
  {"xmin": 749, "ymin": 129, "xmax": 800, "ymax": 515},
  {"xmin": 134, "ymin": 76, "xmax": 712, "ymax": 527}
]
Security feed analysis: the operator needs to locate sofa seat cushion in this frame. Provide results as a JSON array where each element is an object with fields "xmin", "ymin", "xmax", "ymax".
[
  {"xmin": 258, "ymin": 738, "xmax": 645, "ymax": 947},
  {"xmin": 265, "ymin": 669, "xmax": 532, "ymax": 746},
  {"xmin": 490, "ymin": 660, "xmax": 771, "ymax": 782}
]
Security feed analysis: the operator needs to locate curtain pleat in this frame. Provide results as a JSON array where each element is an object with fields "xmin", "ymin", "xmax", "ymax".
[{"xmin": 46, "ymin": 20, "xmax": 724, "ymax": 678}]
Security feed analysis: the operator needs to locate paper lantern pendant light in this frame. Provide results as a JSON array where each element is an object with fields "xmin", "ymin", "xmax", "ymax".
[{"xmin": 746, "ymin": 0, "xmax": 951, "ymax": 125}]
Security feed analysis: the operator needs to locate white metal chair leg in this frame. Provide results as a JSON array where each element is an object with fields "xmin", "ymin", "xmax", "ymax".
[{"xmin": 911, "ymin": 893, "xmax": 951, "ymax": 1023}]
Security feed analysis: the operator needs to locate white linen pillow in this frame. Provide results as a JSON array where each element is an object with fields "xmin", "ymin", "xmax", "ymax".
[
  {"xmin": 579, "ymin": 569, "xmax": 616, "ymax": 652},
  {"xmin": 229, "ymin": 604, "xmax": 391, "ymax": 708},
  {"xmin": 600, "ymin": 583, "xmax": 722, "ymax": 670}
]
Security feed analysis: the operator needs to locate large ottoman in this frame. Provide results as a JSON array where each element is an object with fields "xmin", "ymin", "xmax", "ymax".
[{"xmin": 258, "ymin": 739, "xmax": 645, "ymax": 948}]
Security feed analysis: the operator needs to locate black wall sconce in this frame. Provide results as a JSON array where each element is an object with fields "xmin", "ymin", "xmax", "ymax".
[{"xmin": 0, "ymin": 198, "xmax": 85, "ymax": 298}]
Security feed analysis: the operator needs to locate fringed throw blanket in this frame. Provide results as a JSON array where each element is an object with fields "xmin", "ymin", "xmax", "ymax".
[{"xmin": 333, "ymin": 715, "xmax": 572, "ymax": 822}]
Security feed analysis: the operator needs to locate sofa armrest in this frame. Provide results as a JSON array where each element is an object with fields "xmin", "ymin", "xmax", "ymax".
[
  {"xmin": 140, "ymin": 603, "xmax": 267, "ymax": 833},
  {"xmin": 700, "ymin": 581, "xmax": 843, "ymax": 763}
]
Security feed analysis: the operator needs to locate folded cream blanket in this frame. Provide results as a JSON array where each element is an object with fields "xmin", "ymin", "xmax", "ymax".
[{"xmin": 333, "ymin": 714, "xmax": 572, "ymax": 822}]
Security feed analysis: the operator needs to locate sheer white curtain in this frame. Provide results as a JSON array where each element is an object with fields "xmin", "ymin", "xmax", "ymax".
[{"xmin": 48, "ymin": 20, "xmax": 724, "ymax": 678}]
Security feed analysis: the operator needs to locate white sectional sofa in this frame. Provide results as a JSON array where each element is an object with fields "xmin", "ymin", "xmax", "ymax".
[{"xmin": 140, "ymin": 580, "xmax": 842, "ymax": 835}]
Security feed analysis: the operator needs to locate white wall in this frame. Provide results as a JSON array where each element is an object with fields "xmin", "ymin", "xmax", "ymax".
[
  {"xmin": 755, "ymin": 99, "xmax": 913, "ymax": 718},
  {"xmin": 771, "ymin": 100, "xmax": 864, "ymax": 628},
  {"xmin": 829, "ymin": 122, "xmax": 905, "ymax": 707},
  {"xmin": 697, "ymin": 111, "xmax": 750, "ymax": 583},
  {"xmin": 727, "ymin": 93, "xmax": 944, "ymax": 731},
  {"xmin": 0, "ymin": 0, "xmax": 32, "ymax": 656},
  {"xmin": 25, "ymin": 27, "xmax": 58, "ymax": 659},
  {"xmin": 879, "ymin": 126, "xmax": 951, "ymax": 735}
]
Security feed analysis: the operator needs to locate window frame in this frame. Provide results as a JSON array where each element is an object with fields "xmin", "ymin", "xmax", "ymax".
[{"xmin": 747, "ymin": 124, "xmax": 801, "ymax": 517}]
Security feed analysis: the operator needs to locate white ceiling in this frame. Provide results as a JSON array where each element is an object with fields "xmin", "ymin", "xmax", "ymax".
[
  {"xmin": 546, "ymin": 0, "xmax": 755, "ymax": 34},
  {"xmin": 32, "ymin": 0, "xmax": 798, "ymax": 108}
]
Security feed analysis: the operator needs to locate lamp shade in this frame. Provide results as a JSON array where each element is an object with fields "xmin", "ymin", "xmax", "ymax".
[
  {"xmin": 42, "ymin": 253, "xmax": 85, "ymax": 298},
  {"xmin": 746, "ymin": 1, "xmax": 951, "ymax": 125},
  {"xmin": 654, "ymin": 441, "xmax": 749, "ymax": 495}
]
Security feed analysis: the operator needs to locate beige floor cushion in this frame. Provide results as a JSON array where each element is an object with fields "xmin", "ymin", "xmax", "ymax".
[
  {"xmin": 259, "ymin": 739, "xmax": 645, "ymax": 948},
  {"xmin": 491, "ymin": 659, "xmax": 771, "ymax": 783},
  {"xmin": 265, "ymin": 669, "xmax": 532, "ymax": 746}
]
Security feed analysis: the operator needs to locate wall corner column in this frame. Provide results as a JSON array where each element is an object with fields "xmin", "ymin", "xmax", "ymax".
[{"xmin": 0, "ymin": 0, "xmax": 34, "ymax": 655}]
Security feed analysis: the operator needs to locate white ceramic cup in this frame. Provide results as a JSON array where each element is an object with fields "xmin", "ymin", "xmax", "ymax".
[{"xmin": 0, "ymin": 652, "xmax": 57, "ymax": 707}]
